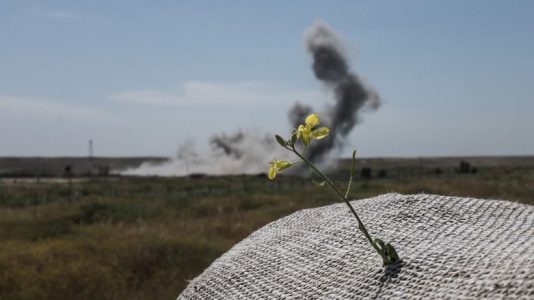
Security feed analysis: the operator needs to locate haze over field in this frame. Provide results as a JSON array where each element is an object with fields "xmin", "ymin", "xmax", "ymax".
[{"xmin": 1, "ymin": 1, "xmax": 533, "ymax": 173}]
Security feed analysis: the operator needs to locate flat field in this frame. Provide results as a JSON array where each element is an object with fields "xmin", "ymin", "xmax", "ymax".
[{"xmin": 0, "ymin": 156, "xmax": 533, "ymax": 299}]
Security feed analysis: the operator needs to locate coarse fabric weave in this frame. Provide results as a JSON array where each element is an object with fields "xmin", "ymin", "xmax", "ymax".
[{"xmin": 178, "ymin": 193, "xmax": 534, "ymax": 299}]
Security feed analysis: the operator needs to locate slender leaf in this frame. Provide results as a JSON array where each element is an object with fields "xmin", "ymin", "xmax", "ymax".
[{"xmin": 275, "ymin": 134, "xmax": 287, "ymax": 147}]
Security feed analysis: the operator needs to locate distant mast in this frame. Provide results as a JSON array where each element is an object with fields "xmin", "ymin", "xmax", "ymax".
[{"xmin": 89, "ymin": 139, "xmax": 93, "ymax": 161}]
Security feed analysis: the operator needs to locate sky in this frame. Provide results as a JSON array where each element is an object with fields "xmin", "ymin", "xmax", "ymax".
[{"xmin": 1, "ymin": 0, "xmax": 533, "ymax": 158}]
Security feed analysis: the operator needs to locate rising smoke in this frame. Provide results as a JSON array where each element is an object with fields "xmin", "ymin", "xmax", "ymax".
[
  {"xmin": 122, "ymin": 130, "xmax": 290, "ymax": 176},
  {"xmin": 289, "ymin": 20, "xmax": 381, "ymax": 162},
  {"xmin": 122, "ymin": 20, "xmax": 380, "ymax": 176}
]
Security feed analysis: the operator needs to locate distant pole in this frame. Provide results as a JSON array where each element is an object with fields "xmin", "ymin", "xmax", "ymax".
[{"xmin": 89, "ymin": 139, "xmax": 93, "ymax": 161}]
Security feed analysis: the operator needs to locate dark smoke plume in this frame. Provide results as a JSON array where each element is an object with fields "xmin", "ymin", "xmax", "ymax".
[
  {"xmin": 287, "ymin": 102, "xmax": 313, "ymax": 129},
  {"xmin": 123, "ymin": 21, "xmax": 381, "ymax": 177},
  {"xmin": 290, "ymin": 21, "xmax": 381, "ymax": 162},
  {"xmin": 210, "ymin": 132, "xmax": 245, "ymax": 158}
]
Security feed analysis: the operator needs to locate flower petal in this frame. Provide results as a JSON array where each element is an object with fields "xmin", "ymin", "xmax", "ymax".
[
  {"xmin": 297, "ymin": 124, "xmax": 306, "ymax": 138},
  {"xmin": 268, "ymin": 165, "xmax": 277, "ymax": 180},
  {"xmin": 305, "ymin": 113, "xmax": 320, "ymax": 128},
  {"xmin": 311, "ymin": 127, "xmax": 330, "ymax": 140},
  {"xmin": 275, "ymin": 160, "xmax": 292, "ymax": 171},
  {"xmin": 301, "ymin": 133, "xmax": 310, "ymax": 146}
]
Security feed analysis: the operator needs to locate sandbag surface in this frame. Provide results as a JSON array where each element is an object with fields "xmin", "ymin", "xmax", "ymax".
[{"xmin": 178, "ymin": 193, "xmax": 534, "ymax": 299}]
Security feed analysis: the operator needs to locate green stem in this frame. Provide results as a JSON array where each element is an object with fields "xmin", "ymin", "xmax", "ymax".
[
  {"xmin": 344, "ymin": 150, "xmax": 356, "ymax": 199},
  {"xmin": 291, "ymin": 146, "xmax": 381, "ymax": 256}
]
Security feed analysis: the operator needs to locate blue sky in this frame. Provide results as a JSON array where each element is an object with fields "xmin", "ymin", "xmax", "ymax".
[{"xmin": 1, "ymin": 0, "xmax": 533, "ymax": 157}]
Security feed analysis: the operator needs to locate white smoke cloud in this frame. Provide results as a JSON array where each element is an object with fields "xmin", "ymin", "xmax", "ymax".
[
  {"xmin": 121, "ymin": 130, "xmax": 292, "ymax": 176},
  {"xmin": 115, "ymin": 81, "xmax": 322, "ymax": 176}
]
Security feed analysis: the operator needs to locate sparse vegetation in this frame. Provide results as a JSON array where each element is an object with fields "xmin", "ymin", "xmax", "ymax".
[{"xmin": 0, "ymin": 158, "xmax": 533, "ymax": 299}]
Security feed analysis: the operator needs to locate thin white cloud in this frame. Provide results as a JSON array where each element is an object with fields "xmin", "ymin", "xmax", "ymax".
[
  {"xmin": 0, "ymin": 94, "xmax": 113, "ymax": 122},
  {"xmin": 111, "ymin": 81, "xmax": 324, "ymax": 108}
]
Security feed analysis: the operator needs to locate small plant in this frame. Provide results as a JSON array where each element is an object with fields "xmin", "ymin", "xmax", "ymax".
[{"xmin": 268, "ymin": 113, "xmax": 399, "ymax": 266}]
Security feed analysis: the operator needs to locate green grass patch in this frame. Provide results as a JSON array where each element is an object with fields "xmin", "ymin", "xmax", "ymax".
[{"xmin": 0, "ymin": 164, "xmax": 532, "ymax": 299}]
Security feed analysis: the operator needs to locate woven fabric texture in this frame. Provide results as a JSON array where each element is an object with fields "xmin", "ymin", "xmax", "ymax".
[{"xmin": 178, "ymin": 193, "xmax": 534, "ymax": 299}]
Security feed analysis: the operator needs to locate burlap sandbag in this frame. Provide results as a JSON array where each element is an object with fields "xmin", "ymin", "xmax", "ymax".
[{"xmin": 179, "ymin": 193, "xmax": 534, "ymax": 299}]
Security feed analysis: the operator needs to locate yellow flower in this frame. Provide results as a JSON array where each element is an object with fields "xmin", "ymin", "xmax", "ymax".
[
  {"xmin": 305, "ymin": 113, "xmax": 320, "ymax": 127},
  {"xmin": 296, "ymin": 113, "xmax": 330, "ymax": 146},
  {"xmin": 268, "ymin": 160, "xmax": 292, "ymax": 180}
]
